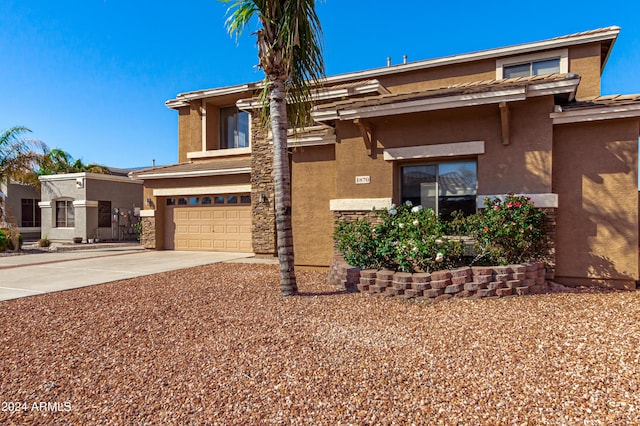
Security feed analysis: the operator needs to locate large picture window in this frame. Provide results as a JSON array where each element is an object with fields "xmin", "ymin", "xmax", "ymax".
[
  {"xmin": 220, "ymin": 106, "xmax": 249, "ymax": 149},
  {"xmin": 56, "ymin": 199, "xmax": 75, "ymax": 228},
  {"xmin": 401, "ymin": 161, "xmax": 477, "ymax": 220},
  {"xmin": 21, "ymin": 198, "xmax": 41, "ymax": 227}
]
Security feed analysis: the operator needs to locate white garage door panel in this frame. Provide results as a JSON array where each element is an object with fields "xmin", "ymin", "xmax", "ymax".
[{"xmin": 167, "ymin": 205, "xmax": 253, "ymax": 252}]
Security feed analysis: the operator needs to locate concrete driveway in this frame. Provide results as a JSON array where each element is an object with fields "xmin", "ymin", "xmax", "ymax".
[{"xmin": 0, "ymin": 246, "xmax": 255, "ymax": 301}]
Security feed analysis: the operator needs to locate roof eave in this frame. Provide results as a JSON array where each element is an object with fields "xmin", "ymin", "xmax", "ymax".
[
  {"xmin": 551, "ymin": 103, "xmax": 640, "ymax": 124},
  {"xmin": 313, "ymin": 76, "xmax": 580, "ymax": 122},
  {"xmin": 131, "ymin": 167, "xmax": 252, "ymax": 180},
  {"xmin": 319, "ymin": 27, "xmax": 620, "ymax": 86}
]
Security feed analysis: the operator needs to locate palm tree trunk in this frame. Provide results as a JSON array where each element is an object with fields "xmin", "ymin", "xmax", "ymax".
[{"xmin": 268, "ymin": 78, "xmax": 298, "ymax": 296}]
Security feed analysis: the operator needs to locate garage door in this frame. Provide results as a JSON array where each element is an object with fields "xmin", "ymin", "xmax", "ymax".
[{"xmin": 165, "ymin": 204, "xmax": 252, "ymax": 252}]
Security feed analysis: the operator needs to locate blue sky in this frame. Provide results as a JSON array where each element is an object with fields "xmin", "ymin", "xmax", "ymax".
[{"xmin": 2, "ymin": 1, "xmax": 639, "ymax": 169}]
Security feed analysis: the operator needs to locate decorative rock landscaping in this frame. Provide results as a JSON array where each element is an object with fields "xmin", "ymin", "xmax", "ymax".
[{"xmin": 328, "ymin": 255, "xmax": 548, "ymax": 301}]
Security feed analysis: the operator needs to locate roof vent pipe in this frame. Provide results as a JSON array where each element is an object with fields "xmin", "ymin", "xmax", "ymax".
[
  {"xmin": 386, "ymin": 57, "xmax": 391, "ymax": 67},
  {"xmin": 403, "ymin": 55, "xmax": 407, "ymax": 64}
]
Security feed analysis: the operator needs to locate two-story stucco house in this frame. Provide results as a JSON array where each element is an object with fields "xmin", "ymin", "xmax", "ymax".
[{"xmin": 132, "ymin": 27, "xmax": 640, "ymax": 289}]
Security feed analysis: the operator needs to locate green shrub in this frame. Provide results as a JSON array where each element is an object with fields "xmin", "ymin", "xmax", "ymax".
[
  {"xmin": 0, "ymin": 228, "xmax": 21, "ymax": 251},
  {"xmin": 334, "ymin": 195, "xmax": 548, "ymax": 271},
  {"xmin": 335, "ymin": 218, "xmax": 378, "ymax": 269},
  {"xmin": 335, "ymin": 202, "xmax": 464, "ymax": 273},
  {"xmin": 468, "ymin": 194, "xmax": 547, "ymax": 265},
  {"xmin": 0, "ymin": 229, "xmax": 9, "ymax": 251}
]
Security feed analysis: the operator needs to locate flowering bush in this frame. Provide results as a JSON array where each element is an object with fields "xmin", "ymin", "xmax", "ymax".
[
  {"xmin": 335, "ymin": 195, "xmax": 548, "ymax": 271},
  {"xmin": 335, "ymin": 201, "xmax": 464, "ymax": 273},
  {"xmin": 468, "ymin": 194, "xmax": 547, "ymax": 265}
]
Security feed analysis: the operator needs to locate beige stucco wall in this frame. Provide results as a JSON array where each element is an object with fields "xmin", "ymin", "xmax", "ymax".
[
  {"xmin": 291, "ymin": 145, "xmax": 336, "ymax": 266},
  {"xmin": 553, "ymin": 119, "xmax": 639, "ymax": 288},
  {"xmin": 178, "ymin": 103, "xmax": 202, "ymax": 163},
  {"xmin": 379, "ymin": 59, "xmax": 496, "ymax": 94},
  {"xmin": 480, "ymin": 96, "xmax": 554, "ymax": 194},
  {"xmin": 332, "ymin": 98, "xmax": 554, "ymax": 203},
  {"xmin": 569, "ymin": 44, "xmax": 602, "ymax": 99}
]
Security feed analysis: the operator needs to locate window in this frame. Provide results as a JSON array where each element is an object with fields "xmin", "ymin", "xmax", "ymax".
[
  {"xmin": 503, "ymin": 58, "xmax": 560, "ymax": 79},
  {"xmin": 166, "ymin": 198, "xmax": 176, "ymax": 206},
  {"xmin": 21, "ymin": 199, "xmax": 41, "ymax": 227},
  {"xmin": 202, "ymin": 197, "xmax": 212, "ymax": 205},
  {"xmin": 401, "ymin": 161, "xmax": 477, "ymax": 220},
  {"xmin": 98, "ymin": 201, "xmax": 111, "ymax": 227},
  {"xmin": 220, "ymin": 106, "xmax": 249, "ymax": 149},
  {"xmin": 56, "ymin": 200, "xmax": 75, "ymax": 228},
  {"xmin": 189, "ymin": 197, "xmax": 200, "ymax": 205},
  {"xmin": 177, "ymin": 197, "xmax": 188, "ymax": 205}
]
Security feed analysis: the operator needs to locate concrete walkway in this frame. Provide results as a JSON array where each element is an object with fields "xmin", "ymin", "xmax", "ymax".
[{"xmin": 0, "ymin": 246, "xmax": 255, "ymax": 301}]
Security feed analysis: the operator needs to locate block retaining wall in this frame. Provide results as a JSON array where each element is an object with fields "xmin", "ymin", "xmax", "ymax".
[{"xmin": 328, "ymin": 255, "xmax": 548, "ymax": 302}]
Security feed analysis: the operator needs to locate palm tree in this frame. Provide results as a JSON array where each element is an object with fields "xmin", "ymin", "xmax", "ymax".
[
  {"xmin": 37, "ymin": 148, "xmax": 110, "ymax": 175},
  {"xmin": 222, "ymin": 0, "xmax": 325, "ymax": 296},
  {"xmin": 0, "ymin": 126, "xmax": 46, "ymax": 223}
]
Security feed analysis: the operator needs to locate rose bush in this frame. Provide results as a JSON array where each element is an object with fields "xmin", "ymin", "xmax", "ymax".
[
  {"xmin": 335, "ymin": 195, "xmax": 547, "ymax": 271},
  {"xmin": 335, "ymin": 201, "xmax": 464, "ymax": 273},
  {"xmin": 469, "ymin": 194, "xmax": 547, "ymax": 265}
]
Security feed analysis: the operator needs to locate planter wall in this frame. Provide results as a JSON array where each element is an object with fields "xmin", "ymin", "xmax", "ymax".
[{"xmin": 328, "ymin": 255, "xmax": 547, "ymax": 302}]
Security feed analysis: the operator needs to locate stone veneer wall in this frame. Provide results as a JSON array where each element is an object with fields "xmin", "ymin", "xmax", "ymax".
[
  {"xmin": 328, "ymin": 255, "xmax": 548, "ymax": 302},
  {"xmin": 140, "ymin": 217, "xmax": 156, "ymax": 249},
  {"xmin": 250, "ymin": 115, "xmax": 277, "ymax": 256},
  {"xmin": 541, "ymin": 208, "xmax": 556, "ymax": 279}
]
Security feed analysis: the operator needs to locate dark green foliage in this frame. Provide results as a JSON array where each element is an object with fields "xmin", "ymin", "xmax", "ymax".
[{"xmin": 335, "ymin": 195, "xmax": 547, "ymax": 271}]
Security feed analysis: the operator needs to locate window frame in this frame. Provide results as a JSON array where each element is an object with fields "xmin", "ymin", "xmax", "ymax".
[
  {"xmin": 55, "ymin": 199, "xmax": 75, "ymax": 228},
  {"xmin": 219, "ymin": 106, "xmax": 250, "ymax": 150},
  {"xmin": 98, "ymin": 201, "xmax": 112, "ymax": 228},
  {"xmin": 496, "ymin": 48, "xmax": 568, "ymax": 80},
  {"xmin": 20, "ymin": 198, "xmax": 41, "ymax": 227},
  {"xmin": 165, "ymin": 193, "xmax": 251, "ymax": 207},
  {"xmin": 399, "ymin": 159, "xmax": 478, "ymax": 220}
]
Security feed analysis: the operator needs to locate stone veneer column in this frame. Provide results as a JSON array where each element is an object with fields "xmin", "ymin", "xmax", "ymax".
[
  {"xmin": 140, "ymin": 216, "xmax": 156, "ymax": 249},
  {"xmin": 250, "ymin": 115, "xmax": 277, "ymax": 256},
  {"xmin": 541, "ymin": 208, "xmax": 556, "ymax": 279}
]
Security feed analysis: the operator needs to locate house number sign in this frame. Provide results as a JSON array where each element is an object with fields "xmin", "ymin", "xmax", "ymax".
[{"xmin": 355, "ymin": 176, "xmax": 371, "ymax": 184}]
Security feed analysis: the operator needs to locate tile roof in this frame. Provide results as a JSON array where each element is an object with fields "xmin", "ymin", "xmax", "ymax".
[
  {"xmin": 314, "ymin": 73, "xmax": 580, "ymax": 112},
  {"xmin": 561, "ymin": 94, "xmax": 640, "ymax": 111},
  {"xmin": 131, "ymin": 158, "xmax": 251, "ymax": 178}
]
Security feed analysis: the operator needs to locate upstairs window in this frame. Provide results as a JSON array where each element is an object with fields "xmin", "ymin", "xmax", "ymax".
[
  {"xmin": 21, "ymin": 198, "xmax": 41, "ymax": 227},
  {"xmin": 503, "ymin": 58, "xmax": 560, "ymax": 79},
  {"xmin": 220, "ymin": 106, "xmax": 249, "ymax": 149},
  {"xmin": 401, "ymin": 161, "xmax": 477, "ymax": 220},
  {"xmin": 497, "ymin": 49, "xmax": 567, "ymax": 80}
]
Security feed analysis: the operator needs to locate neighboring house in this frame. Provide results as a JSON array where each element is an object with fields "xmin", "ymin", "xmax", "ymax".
[
  {"xmin": 0, "ymin": 181, "xmax": 41, "ymax": 240},
  {"xmin": 131, "ymin": 26, "xmax": 640, "ymax": 289},
  {"xmin": 39, "ymin": 170, "xmax": 143, "ymax": 243}
]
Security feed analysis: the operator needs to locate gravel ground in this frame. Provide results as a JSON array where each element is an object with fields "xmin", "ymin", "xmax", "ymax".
[{"xmin": 1, "ymin": 263, "xmax": 639, "ymax": 425}]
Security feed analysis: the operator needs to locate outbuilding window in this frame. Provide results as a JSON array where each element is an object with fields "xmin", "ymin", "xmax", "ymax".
[
  {"xmin": 55, "ymin": 199, "xmax": 75, "ymax": 228},
  {"xmin": 400, "ymin": 161, "xmax": 477, "ymax": 220},
  {"xmin": 21, "ymin": 198, "xmax": 41, "ymax": 227},
  {"xmin": 98, "ymin": 201, "xmax": 111, "ymax": 227}
]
